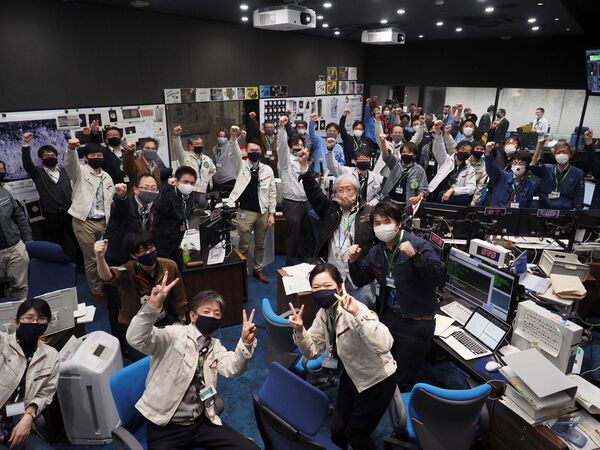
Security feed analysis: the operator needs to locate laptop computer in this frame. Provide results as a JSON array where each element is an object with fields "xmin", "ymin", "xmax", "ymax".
[{"xmin": 442, "ymin": 306, "xmax": 511, "ymax": 361}]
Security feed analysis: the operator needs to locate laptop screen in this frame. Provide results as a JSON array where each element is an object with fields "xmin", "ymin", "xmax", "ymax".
[{"xmin": 463, "ymin": 307, "xmax": 511, "ymax": 352}]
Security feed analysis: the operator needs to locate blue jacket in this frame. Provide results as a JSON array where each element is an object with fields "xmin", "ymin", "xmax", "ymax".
[
  {"xmin": 529, "ymin": 163, "xmax": 585, "ymax": 210},
  {"xmin": 309, "ymin": 122, "xmax": 345, "ymax": 172},
  {"xmin": 349, "ymin": 232, "xmax": 445, "ymax": 318},
  {"xmin": 484, "ymin": 156, "xmax": 535, "ymax": 208},
  {"xmin": 364, "ymin": 103, "xmax": 376, "ymax": 144},
  {"xmin": 584, "ymin": 143, "xmax": 600, "ymax": 209}
]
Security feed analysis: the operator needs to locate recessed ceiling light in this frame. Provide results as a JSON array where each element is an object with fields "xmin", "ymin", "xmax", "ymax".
[
  {"xmin": 485, "ymin": 6, "xmax": 494, "ymax": 13},
  {"xmin": 528, "ymin": 18, "xmax": 536, "ymax": 23},
  {"xmin": 397, "ymin": 9, "xmax": 406, "ymax": 15},
  {"xmin": 323, "ymin": 2, "xmax": 332, "ymax": 8},
  {"xmin": 531, "ymin": 26, "xmax": 540, "ymax": 31},
  {"xmin": 241, "ymin": 16, "xmax": 248, "ymax": 22},
  {"xmin": 566, "ymin": 27, "xmax": 571, "ymax": 31},
  {"xmin": 418, "ymin": 34, "xmax": 424, "ymax": 38},
  {"xmin": 334, "ymin": 30, "xmax": 340, "ymax": 35},
  {"xmin": 434, "ymin": 0, "xmax": 444, "ymax": 5},
  {"xmin": 317, "ymin": 15, "xmax": 323, "ymax": 20},
  {"xmin": 130, "ymin": 0, "xmax": 150, "ymax": 7},
  {"xmin": 240, "ymin": 4, "xmax": 248, "ymax": 10},
  {"xmin": 554, "ymin": 17, "xmax": 560, "ymax": 21},
  {"xmin": 322, "ymin": 23, "xmax": 329, "ymax": 28},
  {"xmin": 500, "ymin": 35, "xmax": 512, "ymax": 40},
  {"xmin": 436, "ymin": 21, "xmax": 444, "ymax": 26},
  {"xmin": 380, "ymin": 19, "xmax": 388, "ymax": 24},
  {"xmin": 455, "ymin": 27, "xmax": 463, "ymax": 32},
  {"xmin": 537, "ymin": 2, "xmax": 544, "ymax": 5}
]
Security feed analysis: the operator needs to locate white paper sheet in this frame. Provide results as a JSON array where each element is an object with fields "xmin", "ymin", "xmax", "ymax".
[
  {"xmin": 282, "ymin": 276, "xmax": 312, "ymax": 295},
  {"xmin": 282, "ymin": 263, "xmax": 315, "ymax": 278},
  {"xmin": 207, "ymin": 241, "xmax": 226, "ymax": 265},
  {"xmin": 434, "ymin": 314, "xmax": 455, "ymax": 336}
]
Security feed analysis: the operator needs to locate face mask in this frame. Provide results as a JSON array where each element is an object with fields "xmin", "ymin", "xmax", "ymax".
[
  {"xmin": 401, "ymin": 120, "xmax": 409, "ymax": 127},
  {"xmin": 356, "ymin": 160, "xmax": 370, "ymax": 171},
  {"xmin": 504, "ymin": 144, "xmax": 517, "ymax": 156},
  {"xmin": 143, "ymin": 150, "xmax": 157, "ymax": 161},
  {"xmin": 178, "ymin": 183, "xmax": 194, "ymax": 196},
  {"xmin": 472, "ymin": 150, "xmax": 484, "ymax": 159},
  {"xmin": 87, "ymin": 157, "xmax": 104, "ymax": 169},
  {"xmin": 462, "ymin": 127, "xmax": 474, "ymax": 137},
  {"xmin": 401, "ymin": 154, "xmax": 414, "ymax": 165},
  {"xmin": 16, "ymin": 323, "xmax": 48, "ymax": 349},
  {"xmin": 374, "ymin": 223, "xmax": 399, "ymax": 243},
  {"xmin": 217, "ymin": 137, "xmax": 228, "ymax": 145},
  {"xmin": 383, "ymin": 110, "xmax": 391, "ymax": 117},
  {"xmin": 247, "ymin": 151, "xmax": 261, "ymax": 162},
  {"xmin": 555, "ymin": 153, "xmax": 570, "ymax": 165},
  {"xmin": 137, "ymin": 190, "xmax": 158, "ymax": 204},
  {"xmin": 512, "ymin": 165, "xmax": 525, "ymax": 177},
  {"xmin": 195, "ymin": 315, "xmax": 221, "ymax": 335},
  {"xmin": 312, "ymin": 289, "xmax": 338, "ymax": 309},
  {"xmin": 264, "ymin": 129, "xmax": 275, "ymax": 136},
  {"xmin": 456, "ymin": 152, "xmax": 470, "ymax": 162},
  {"xmin": 353, "ymin": 129, "xmax": 364, "ymax": 138},
  {"xmin": 406, "ymin": 127, "xmax": 414, "ymax": 133},
  {"xmin": 326, "ymin": 132, "xmax": 338, "ymax": 140},
  {"xmin": 296, "ymin": 128, "xmax": 306, "ymax": 135},
  {"xmin": 393, "ymin": 135, "xmax": 403, "ymax": 144},
  {"xmin": 107, "ymin": 136, "xmax": 122, "ymax": 147},
  {"xmin": 137, "ymin": 249, "xmax": 158, "ymax": 266},
  {"xmin": 193, "ymin": 146, "xmax": 204, "ymax": 154},
  {"xmin": 42, "ymin": 157, "xmax": 58, "ymax": 168},
  {"xmin": 497, "ymin": 113, "xmax": 503, "ymax": 119}
]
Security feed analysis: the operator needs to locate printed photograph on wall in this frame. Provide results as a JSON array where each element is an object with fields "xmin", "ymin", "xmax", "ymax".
[
  {"xmin": 327, "ymin": 80, "xmax": 337, "ymax": 95},
  {"xmin": 246, "ymin": 87, "xmax": 259, "ymax": 99},
  {"xmin": 338, "ymin": 66, "xmax": 348, "ymax": 81},
  {"xmin": 259, "ymin": 85, "xmax": 271, "ymax": 98},
  {"xmin": 326, "ymin": 66, "xmax": 338, "ymax": 81},
  {"xmin": 315, "ymin": 81, "xmax": 326, "ymax": 95},
  {"xmin": 181, "ymin": 88, "xmax": 196, "ymax": 103}
]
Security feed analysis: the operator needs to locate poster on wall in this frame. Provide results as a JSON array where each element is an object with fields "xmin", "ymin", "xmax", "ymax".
[
  {"xmin": 326, "ymin": 67, "xmax": 338, "ymax": 81},
  {"xmin": 259, "ymin": 85, "xmax": 271, "ymax": 98},
  {"xmin": 355, "ymin": 83, "xmax": 364, "ymax": 95},
  {"xmin": 196, "ymin": 88, "xmax": 210, "ymax": 102},
  {"xmin": 327, "ymin": 81, "xmax": 337, "ymax": 95},
  {"xmin": 246, "ymin": 87, "xmax": 259, "ymax": 99},
  {"xmin": 348, "ymin": 67, "xmax": 357, "ymax": 81},
  {"xmin": 315, "ymin": 81, "xmax": 326, "ymax": 95},
  {"xmin": 338, "ymin": 67, "xmax": 348, "ymax": 81}
]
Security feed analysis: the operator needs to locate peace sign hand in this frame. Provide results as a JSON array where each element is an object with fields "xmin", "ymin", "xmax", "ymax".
[
  {"xmin": 288, "ymin": 302, "xmax": 304, "ymax": 331},
  {"xmin": 335, "ymin": 284, "xmax": 359, "ymax": 317},
  {"xmin": 241, "ymin": 308, "xmax": 257, "ymax": 345},
  {"xmin": 148, "ymin": 270, "xmax": 180, "ymax": 309}
]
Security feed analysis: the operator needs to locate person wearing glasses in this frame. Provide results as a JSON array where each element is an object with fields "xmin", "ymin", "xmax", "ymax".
[{"xmin": 0, "ymin": 298, "xmax": 58, "ymax": 450}]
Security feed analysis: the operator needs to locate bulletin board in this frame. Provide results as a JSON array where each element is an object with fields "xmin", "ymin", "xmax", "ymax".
[{"xmin": 259, "ymin": 95, "xmax": 363, "ymax": 136}]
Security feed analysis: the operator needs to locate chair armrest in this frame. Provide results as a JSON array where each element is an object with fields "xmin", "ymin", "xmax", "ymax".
[
  {"xmin": 112, "ymin": 426, "xmax": 144, "ymax": 450},
  {"xmin": 388, "ymin": 387, "xmax": 407, "ymax": 435}
]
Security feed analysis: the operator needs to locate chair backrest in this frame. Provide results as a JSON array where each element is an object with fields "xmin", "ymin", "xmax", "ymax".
[
  {"xmin": 409, "ymin": 383, "xmax": 491, "ymax": 450},
  {"xmin": 261, "ymin": 298, "xmax": 298, "ymax": 368},
  {"xmin": 257, "ymin": 362, "xmax": 329, "ymax": 436},
  {"xmin": 26, "ymin": 241, "xmax": 77, "ymax": 298},
  {"xmin": 110, "ymin": 356, "xmax": 151, "ymax": 433}
]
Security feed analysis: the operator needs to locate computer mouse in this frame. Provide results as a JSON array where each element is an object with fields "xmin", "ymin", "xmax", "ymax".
[{"xmin": 485, "ymin": 361, "xmax": 502, "ymax": 372}]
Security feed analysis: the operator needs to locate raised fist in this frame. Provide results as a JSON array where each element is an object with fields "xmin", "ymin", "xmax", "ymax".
[
  {"xmin": 279, "ymin": 115, "xmax": 289, "ymax": 128},
  {"xmin": 22, "ymin": 132, "xmax": 33, "ymax": 145},
  {"xmin": 173, "ymin": 126, "xmax": 182, "ymax": 136},
  {"xmin": 310, "ymin": 112, "xmax": 318, "ymax": 123},
  {"xmin": 343, "ymin": 108, "xmax": 351, "ymax": 116},
  {"xmin": 115, "ymin": 183, "xmax": 127, "ymax": 198},
  {"xmin": 249, "ymin": 111, "xmax": 257, "ymax": 119},
  {"xmin": 68, "ymin": 138, "xmax": 80, "ymax": 150}
]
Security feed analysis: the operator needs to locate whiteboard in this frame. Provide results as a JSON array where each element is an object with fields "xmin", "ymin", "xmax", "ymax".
[{"xmin": 259, "ymin": 95, "xmax": 363, "ymax": 136}]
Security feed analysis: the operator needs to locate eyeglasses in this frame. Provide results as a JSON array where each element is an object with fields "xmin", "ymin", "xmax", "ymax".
[
  {"xmin": 142, "ymin": 148, "xmax": 157, "ymax": 152},
  {"xmin": 135, "ymin": 246, "xmax": 156, "ymax": 256},
  {"xmin": 19, "ymin": 316, "xmax": 49, "ymax": 324},
  {"xmin": 336, "ymin": 187, "xmax": 356, "ymax": 195},
  {"xmin": 139, "ymin": 187, "xmax": 158, "ymax": 193}
]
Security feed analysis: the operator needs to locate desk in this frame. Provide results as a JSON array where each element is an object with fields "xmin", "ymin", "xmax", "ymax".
[
  {"xmin": 180, "ymin": 251, "xmax": 247, "ymax": 327},
  {"xmin": 276, "ymin": 269, "xmax": 319, "ymax": 329}
]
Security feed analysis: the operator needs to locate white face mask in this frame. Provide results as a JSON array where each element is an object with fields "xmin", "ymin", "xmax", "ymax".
[
  {"xmin": 511, "ymin": 165, "xmax": 525, "ymax": 177},
  {"xmin": 353, "ymin": 129, "xmax": 364, "ymax": 138},
  {"xmin": 462, "ymin": 127, "xmax": 474, "ymax": 137},
  {"xmin": 504, "ymin": 144, "xmax": 517, "ymax": 156},
  {"xmin": 555, "ymin": 153, "xmax": 570, "ymax": 165},
  {"xmin": 296, "ymin": 128, "xmax": 306, "ymax": 135},
  {"xmin": 373, "ymin": 223, "xmax": 399, "ymax": 243},
  {"xmin": 383, "ymin": 110, "xmax": 391, "ymax": 117},
  {"xmin": 217, "ymin": 137, "xmax": 228, "ymax": 145},
  {"xmin": 177, "ymin": 183, "xmax": 194, "ymax": 196}
]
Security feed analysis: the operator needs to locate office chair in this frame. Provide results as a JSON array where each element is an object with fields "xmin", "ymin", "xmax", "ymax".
[
  {"xmin": 261, "ymin": 298, "xmax": 326, "ymax": 376},
  {"xmin": 384, "ymin": 382, "xmax": 492, "ymax": 450},
  {"xmin": 26, "ymin": 241, "xmax": 77, "ymax": 298},
  {"xmin": 253, "ymin": 362, "xmax": 341, "ymax": 450},
  {"xmin": 109, "ymin": 356, "xmax": 224, "ymax": 450}
]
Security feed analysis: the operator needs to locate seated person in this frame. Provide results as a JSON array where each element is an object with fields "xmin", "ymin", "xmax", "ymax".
[
  {"xmin": 484, "ymin": 142, "xmax": 535, "ymax": 208},
  {"xmin": 1, "ymin": 299, "xmax": 58, "ymax": 450},
  {"xmin": 127, "ymin": 283, "xmax": 259, "ymax": 450},
  {"xmin": 531, "ymin": 138, "xmax": 585, "ymax": 210}
]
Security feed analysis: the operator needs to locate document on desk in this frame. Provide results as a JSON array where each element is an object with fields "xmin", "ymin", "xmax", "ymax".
[
  {"xmin": 282, "ymin": 263, "xmax": 316, "ymax": 278},
  {"xmin": 282, "ymin": 276, "xmax": 312, "ymax": 295},
  {"xmin": 569, "ymin": 375, "xmax": 600, "ymax": 415},
  {"xmin": 550, "ymin": 273, "xmax": 587, "ymax": 300},
  {"xmin": 181, "ymin": 229, "xmax": 201, "ymax": 251},
  {"xmin": 519, "ymin": 272, "xmax": 552, "ymax": 294},
  {"xmin": 545, "ymin": 410, "xmax": 600, "ymax": 450},
  {"xmin": 434, "ymin": 314, "xmax": 455, "ymax": 337},
  {"xmin": 207, "ymin": 241, "xmax": 226, "ymax": 265}
]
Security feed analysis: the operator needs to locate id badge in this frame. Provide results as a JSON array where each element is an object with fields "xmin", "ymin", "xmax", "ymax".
[
  {"xmin": 199, "ymin": 384, "xmax": 217, "ymax": 402},
  {"xmin": 322, "ymin": 357, "xmax": 338, "ymax": 370},
  {"xmin": 386, "ymin": 275, "xmax": 395, "ymax": 288},
  {"xmin": 548, "ymin": 191, "xmax": 560, "ymax": 199},
  {"xmin": 266, "ymin": 150, "xmax": 272, "ymax": 157},
  {"xmin": 123, "ymin": 176, "xmax": 130, "ymax": 183},
  {"xmin": 5, "ymin": 402, "xmax": 25, "ymax": 417},
  {"xmin": 510, "ymin": 202, "xmax": 520, "ymax": 209},
  {"xmin": 216, "ymin": 163, "xmax": 222, "ymax": 168},
  {"xmin": 428, "ymin": 160, "xmax": 435, "ymax": 166},
  {"xmin": 395, "ymin": 186, "xmax": 403, "ymax": 195}
]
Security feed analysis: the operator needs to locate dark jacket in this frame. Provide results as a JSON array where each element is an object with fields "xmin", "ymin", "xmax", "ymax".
[
  {"xmin": 0, "ymin": 187, "xmax": 32, "ymax": 248},
  {"xmin": 349, "ymin": 232, "xmax": 444, "ymax": 318},
  {"xmin": 484, "ymin": 155, "xmax": 535, "ymax": 208},
  {"xmin": 21, "ymin": 146, "xmax": 72, "ymax": 214},
  {"xmin": 529, "ymin": 163, "xmax": 585, "ymax": 210},
  {"xmin": 151, "ymin": 184, "xmax": 194, "ymax": 259},
  {"xmin": 339, "ymin": 114, "xmax": 377, "ymax": 166},
  {"xmin": 298, "ymin": 171, "xmax": 376, "ymax": 261},
  {"xmin": 105, "ymin": 195, "xmax": 153, "ymax": 265},
  {"xmin": 479, "ymin": 112, "xmax": 492, "ymax": 134},
  {"xmin": 584, "ymin": 143, "xmax": 600, "ymax": 209},
  {"xmin": 490, "ymin": 118, "xmax": 510, "ymax": 145},
  {"xmin": 89, "ymin": 132, "xmax": 127, "ymax": 184}
]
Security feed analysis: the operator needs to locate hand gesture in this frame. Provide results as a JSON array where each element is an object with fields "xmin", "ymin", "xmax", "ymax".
[
  {"xmin": 241, "ymin": 308, "xmax": 257, "ymax": 345},
  {"xmin": 343, "ymin": 108, "xmax": 351, "ymax": 116},
  {"xmin": 326, "ymin": 138, "xmax": 336, "ymax": 149},
  {"xmin": 348, "ymin": 244, "xmax": 362, "ymax": 263},
  {"xmin": 491, "ymin": 120, "xmax": 500, "ymax": 129},
  {"xmin": 127, "ymin": 142, "xmax": 136, "ymax": 151},
  {"xmin": 451, "ymin": 105, "xmax": 458, "ymax": 114},
  {"xmin": 8, "ymin": 414, "xmax": 33, "ymax": 449},
  {"xmin": 90, "ymin": 120, "xmax": 100, "ymax": 134},
  {"xmin": 267, "ymin": 213, "xmax": 275, "ymax": 228},
  {"xmin": 288, "ymin": 302, "xmax": 304, "ymax": 331},
  {"xmin": 334, "ymin": 284, "xmax": 359, "ymax": 317},
  {"xmin": 114, "ymin": 183, "xmax": 127, "ymax": 198},
  {"xmin": 249, "ymin": 111, "xmax": 257, "ymax": 119},
  {"xmin": 378, "ymin": 133, "xmax": 388, "ymax": 143},
  {"xmin": 408, "ymin": 195, "xmax": 422, "ymax": 205},
  {"xmin": 310, "ymin": 112, "xmax": 318, "ymax": 123},
  {"xmin": 485, "ymin": 141, "xmax": 495, "ymax": 155},
  {"xmin": 148, "ymin": 270, "xmax": 180, "ymax": 309},
  {"xmin": 173, "ymin": 125, "xmax": 182, "ymax": 136},
  {"xmin": 584, "ymin": 129, "xmax": 593, "ymax": 145},
  {"xmin": 298, "ymin": 149, "xmax": 310, "ymax": 165},
  {"xmin": 457, "ymin": 103, "xmax": 464, "ymax": 111},
  {"xmin": 366, "ymin": 97, "xmax": 371, "ymax": 104},
  {"xmin": 22, "ymin": 132, "xmax": 33, "ymax": 145},
  {"xmin": 432, "ymin": 121, "xmax": 443, "ymax": 135},
  {"xmin": 94, "ymin": 239, "xmax": 108, "ymax": 258},
  {"xmin": 67, "ymin": 138, "xmax": 80, "ymax": 150},
  {"xmin": 441, "ymin": 189, "xmax": 453, "ymax": 202},
  {"xmin": 399, "ymin": 240, "xmax": 416, "ymax": 258},
  {"xmin": 230, "ymin": 125, "xmax": 240, "ymax": 138},
  {"xmin": 444, "ymin": 124, "xmax": 452, "ymax": 135},
  {"xmin": 279, "ymin": 115, "xmax": 289, "ymax": 128},
  {"xmin": 419, "ymin": 115, "xmax": 426, "ymax": 122},
  {"xmin": 168, "ymin": 177, "xmax": 177, "ymax": 186}
]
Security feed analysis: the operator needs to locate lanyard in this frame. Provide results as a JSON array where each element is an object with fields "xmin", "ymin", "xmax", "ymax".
[
  {"xmin": 336, "ymin": 211, "xmax": 357, "ymax": 253},
  {"xmin": 384, "ymin": 230, "xmax": 404, "ymax": 276},
  {"xmin": 359, "ymin": 172, "xmax": 368, "ymax": 198},
  {"xmin": 326, "ymin": 304, "xmax": 339, "ymax": 357},
  {"xmin": 554, "ymin": 165, "xmax": 571, "ymax": 190},
  {"xmin": 196, "ymin": 155, "xmax": 204, "ymax": 181},
  {"xmin": 139, "ymin": 207, "xmax": 150, "ymax": 230},
  {"xmin": 195, "ymin": 339, "xmax": 212, "ymax": 387}
]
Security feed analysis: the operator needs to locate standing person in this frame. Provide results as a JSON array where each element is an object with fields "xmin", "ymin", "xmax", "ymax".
[
  {"xmin": 21, "ymin": 132, "xmax": 77, "ymax": 253},
  {"xmin": 126, "ymin": 280, "xmax": 259, "ymax": 450},
  {"xmin": 289, "ymin": 264, "xmax": 397, "ymax": 450},
  {"xmin": 583, "ymin": 129, "xmax": 600, "ymax": 208},
  {"xmin": 226, "ymin": 126, "xmax": 276, "ymax": 283},
  {"xmin": 171, "ymin": 126, "xmax": 216, "ymax": 208},
  {"xmin": 211, "ymin": 129, "xmax": 236, "ymax": 193},
  {"xmin": 469, "ymin": 141, "xmax": 489, "ymax": 207},
  {"xmin": 276, "ymin": 116, "xmax": 311, "ymax": 266},
  {"xmin": 349, "ymin": 202, "xmax": 445, "ymax": 391},
  {"xmin": 308, "ymin": 114, "xmax": 346, "ymax": 172},
  {"xmin": 89, "ymin": 122, "xmax": 128, "ymax": 185},
  {"xmin": 479, "ymin": 105, "xmax": 495, "ymax": 134},
  {"xmin": 0, "ymin": 299, "xmax": 58, "ymax": 450},
  {"xmin": 151, "ymin": 166, "xmax": 196, "ymax": 261},
  {"xmin": 532, "ymin": 107, "xmax": 550, "ymax": 135},
  {"xmin": 262, "ymin": 119, "xmax": 279, "ymax": 177},
  {"xmin": 123, "ymin": 138, "xmax": 162, "ymax": 193},
  {"xmin": 65, "ymin": 138, "xmax": 115, "ymax": 301},
  {"xmin": 490, "ymin": 108, "xmax": 510, "ymax": 146}
]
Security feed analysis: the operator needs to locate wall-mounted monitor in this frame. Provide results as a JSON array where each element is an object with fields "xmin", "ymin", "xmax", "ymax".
[{"xmin": 586, "ymin": 50, "xmax": 600, "ymax": 94}]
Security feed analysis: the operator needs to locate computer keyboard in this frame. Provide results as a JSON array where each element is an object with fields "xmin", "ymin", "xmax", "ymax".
[
  {"xmin": 440, "ymin": 301, "xmax": 472, "ymax": 325},
  {"xmin": 452, "ymin": 330, "xmax": 488, "ymax": 355}
]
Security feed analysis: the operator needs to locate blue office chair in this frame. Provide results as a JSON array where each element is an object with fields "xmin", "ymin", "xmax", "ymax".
[
  {"xmin": 261, "ymin": 298, "xmax": 325, "ymax": 375},
  {"xmin": 109, "ymin": 356, "xmax": 223, "ymax": 450},
  {"xmin": 253, "ymin": 362, "xmax": 341, "ymax": 450},
  {"xmin": 384, "ymin": 382, "xmax": 492, "ymax": 450},
  {"xmin": 26, "ymin": 241, "xmax": 77, "ymax": 298}
]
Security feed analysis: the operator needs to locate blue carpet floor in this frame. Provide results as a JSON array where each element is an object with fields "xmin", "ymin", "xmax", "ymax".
[{"xmin": 52, "ymin": 256, "xmax": 600, "ymax": 450}]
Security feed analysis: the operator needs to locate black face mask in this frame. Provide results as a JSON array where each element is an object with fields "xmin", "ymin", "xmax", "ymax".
[
  {"xmin": 42, "ymin": 157, "xmax": 58, "ymax": 168},
  {"xmin": 87, "ymin": 158, "xmax": 104, "ymax": 169},
  {"xmin": 356, "ymin": 160, "xmax": 371, "ymax": 171},
  {"xmin": 247, "ymin": 152, "xmax": 261, "ymax": 162},
  {"xmin": 137, "ymin": 249, "xmax": 158, "ymax": 267},
  {"xmin": 456, "ymin": 152, "xmax": 470, "ymax": 162},
  {"xmin": 472, "ymin": 150, "xmax": 484, "ymax": 159},
  {"xmin": 313, "ymin": 289, "xmax": 338, "ymax": 309},
  {"xmin": 107, "ymin": 136, "xmax": 122, "ymax": 148},
  {"xmin": 195, "ymin": 315, "xmax": 221, "ymax": 335},
  {"xmin": 17, "ymin": 323, "xmax": 48, "ymax": 355},
  {"xmin": 193, "ymin": 146, "xmax": 204, "ymax": 154},
  {"xmin": 401, "ymin": 154, "xmax": 415, "ymax": 165},
  {"xmin": 0, "ymin": 172, "xmax": 6, "ymax": 181},
  {"xmin": 264, "ymin": 129, "xmax": 275, "ymax": 136}
]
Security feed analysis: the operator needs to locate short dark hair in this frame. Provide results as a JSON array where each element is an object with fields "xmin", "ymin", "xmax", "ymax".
[
  {"xmin": 104, "ymin": 126, "xmax": 122, "ymax": 137},
  {"xmin": 356, "ymin": 146, "xmax": 372, "ymax": 159},
  {"xmin": 175, "ymin": 165, "xmax": 197, "ymax": 181},
  {"xmin": 370, "ymin": 201, "xmax": 403, "ymax": 226},
  {"xmin": 456, "ymin": 141, "xmax": 474, "ymax": 151},
  {"xmin": 352, "ymin": 120, "xmax": 364, "ymax": 129},
  {"xmin": 473, "ymin": 140, "xmax": 485, "ymax": 149},
  {"xmin": 308, "ymin": 263, "xmax": 343, "ymax": 286},
  {"xmin": 288, "ymin": 135, "xmax": 305, "ymax": 148},
  {"xmin": 400, "ymin": 142, "xmax": 418, "ymax": 155},
  {"xmin": 498, "ymin": 108, "xmax": 506, "ymax": 115},
  {"xmin": 16, "ymin": 298, "xmax": 51, "ymax": 321},
  {"xmin": 217, "ymin": 128, "xmax": 226, "ymax": 135},
  {"xmin": 133, "ymin": 173, "xmax": 154, "ymax": 187},
  {"xmin": 295, "ymin": 120, "xmax": 307, "ymax": 128},
  {"xmin": 487, "ymin": 105, "xmax": 495, "ymax": 113},
  {"xmin": 124, "ymin": 231, "xmax": 155, "ymax": 255},
  {"xmin": 536, "ymin": 107, "xmax": 545, "ymax": 113},
  {"xmin": 264, "ymin": 120, "xmax": 275, "ymax": 127},
  {"xmin": 325, "ymin": 122, "xmax": 340, "ymax": 133},
  {"xmin": 513, "ymin": 150, "xmax": 532, "ymax": 168},
  {"xmin": 189, "ymin": 290, "xmax": 225, "ymax": 312},
  {"xmin": 400, "ymin": 114, "xmax": 411, "ymax": 122},
  {"xmin": 83, "ymin": 143, "xmax": 105, "ymax": 157},
  {"xmin": 506, "ymin": 135, "xmax": 521, "ymax": 147},
  {"xmin": 38, "ymin": 145, "xmax": 58, "ymax": 158},
  {"xmin": 139, "ymin": 137, "xmax": 159, "ymax": 148}
]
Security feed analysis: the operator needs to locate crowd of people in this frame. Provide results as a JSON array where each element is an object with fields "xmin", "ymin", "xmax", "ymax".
[{"xmin": 1, "ymin": 96, "xmax": 599, "ymax": 450}]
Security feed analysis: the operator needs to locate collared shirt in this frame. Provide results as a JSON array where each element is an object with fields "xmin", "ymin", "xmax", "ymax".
[
  {"xmin": 43, "ymin": 166, "xmax": 60, "ymax": 184},
  {"xmin": 327, "ymin": 208, "xmax": 356, "ymax": 284},
  {"xmin": 532, "ymin": 116, "xmax": 549, "ymax": 134},
  {"xmin": 88, "ymin": 174, "xmax": 106, "ymax": 219}
]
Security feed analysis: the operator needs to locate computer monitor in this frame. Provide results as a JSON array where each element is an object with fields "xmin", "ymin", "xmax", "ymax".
[
  {"xmin": 469, "ymin": 207, "xmax": 520, "ymax": 238},
  {"xmin": 422, "ymin": 203, "xmax": 469, "ymax": 239},
  {"xmin": 517, "ymin": 208, "xmax": 576, "ymax": 239},
  {"xmin": 464, "ymin": 307, "xmax": 512, "ymax": 353},
  {"xmin": 586, "ymin": 49, "xmax": 600, "ymax": 94}
]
